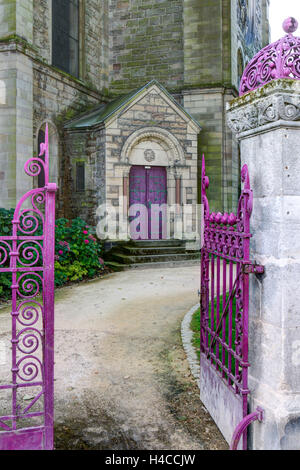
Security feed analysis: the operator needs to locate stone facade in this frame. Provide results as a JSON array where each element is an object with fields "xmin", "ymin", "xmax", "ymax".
[
  {"xmin": 64, "ymin": 81, "xmax": 200, "ymax": 242},
  {"xmin": 108, "ymin": 0, "xmax": 269, "ymax": 212},
  {"xmin": 109, "ymin": 0, "xmax": 184, "ymax": 92},
  {"xmin": 0, "ymin": 0, "xmax": 110, "ymax": 213},
  {"xmin": 0, "ymin": 0, "xmax": 269, "ymax": 222}
]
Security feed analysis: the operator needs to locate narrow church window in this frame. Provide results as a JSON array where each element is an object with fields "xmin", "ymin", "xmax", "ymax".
[
  {"xmin": 76, "ymin": 162, "xmax": 85, "ymax": 192},
  {"xmin": 52, "ymin": 0, "xmax": 79, "ymax": 77}
]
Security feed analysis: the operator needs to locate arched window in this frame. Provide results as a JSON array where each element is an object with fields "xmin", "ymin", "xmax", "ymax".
[
  {"xmin": 37, "ymin": 123, "xmax": 59, "ymax": 188},
  {"xmin": 52, "ymin": 0, "xmax": 79, "ymax": 77}
]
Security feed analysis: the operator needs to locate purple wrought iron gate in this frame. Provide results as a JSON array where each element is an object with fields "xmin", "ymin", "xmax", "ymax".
[
  {"xmin": 200, "ymin": 156, "xmax": 263, "ymax": 450},
  {"xmin": 0, "ymin": 125, "xmax": 57, "ymax": 450}
]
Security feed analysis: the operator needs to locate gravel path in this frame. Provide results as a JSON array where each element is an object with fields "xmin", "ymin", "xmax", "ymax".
[{"xmin": 0, "ymin": 265, "xmax": 228, "ymax": 450}]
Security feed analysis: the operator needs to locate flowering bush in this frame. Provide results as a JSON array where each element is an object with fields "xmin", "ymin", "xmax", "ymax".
[
  {"xmin": 54, "ymin": 218, "xmax": 104, "ymax": 286},
  {"xmin": 0, "ymin": 210, "xmax": 105, "ymax": 298},
  {"xmin": 0, "ymin": 209, "xmax": 14, "ymax": 299}
]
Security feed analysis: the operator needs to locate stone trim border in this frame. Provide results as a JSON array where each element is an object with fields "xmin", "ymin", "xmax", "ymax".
[
  {"xmin": 120, "ymin": 126, "xmax": 185, "ymax": 165},
  {"xmin": 181, "ymin": 303, "xmax": 200, "ymax": 389}
]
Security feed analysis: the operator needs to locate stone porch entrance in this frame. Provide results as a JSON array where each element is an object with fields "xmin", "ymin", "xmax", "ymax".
[
  {"xmin": 105, "ymin": 239, "xmax": 200, "ymax": 271},
  {"xmin": 64, "ymin": 80, "xmax": 201, "ymax": 247}
]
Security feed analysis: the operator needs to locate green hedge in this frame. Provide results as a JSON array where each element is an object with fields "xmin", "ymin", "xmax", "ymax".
[
  {"xmin": 0, "ymin": 209, "xmax": 104, "ymax": 300},
  {"xmin": 54, "ymin": 217, "xmax": 104, "ymax": 286}
]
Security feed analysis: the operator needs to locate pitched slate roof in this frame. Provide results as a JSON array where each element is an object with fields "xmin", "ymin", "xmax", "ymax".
[{"xmin": 64, "ymin": 80, "xmax": 201, "ymax": 130}]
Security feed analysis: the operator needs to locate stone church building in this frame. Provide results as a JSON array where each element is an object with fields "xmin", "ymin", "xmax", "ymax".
[{"xmin": 0, "ymin": 0, "xmax": 269, "ymax": 239}]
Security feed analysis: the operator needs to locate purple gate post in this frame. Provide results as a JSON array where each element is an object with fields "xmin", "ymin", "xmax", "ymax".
[
  {"xmin": 200, "ymin": 155, "xmax": 263, "ymax": 450},
  {"xmin": 0, "ymin": 125, "xmax": 57, "ymax": 450}
]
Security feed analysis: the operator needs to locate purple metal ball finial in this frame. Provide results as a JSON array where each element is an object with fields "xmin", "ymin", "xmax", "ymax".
[
  {"xmin": 283, "ymin": 17, "xmax": 298, "ymax": 34},
  {"xmin": 239, "ymin": 17, "xmax": 300, "ymax": 96}
]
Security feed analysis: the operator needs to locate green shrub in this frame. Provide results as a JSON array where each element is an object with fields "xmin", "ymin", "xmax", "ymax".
[
  {"xmin": 0, "ymin": 208, "xmax": 14, "ymax": 235},
  {"xmin": 0, "ymin": 211, "xmax": 105, "ymax": 299},
  {"xmin": 0, "ymin": 209, "xmax": 14, "ymax": 299},
  {"xmin": 54, "ymin": 217, "xmax": 104, "ymax": 287}
]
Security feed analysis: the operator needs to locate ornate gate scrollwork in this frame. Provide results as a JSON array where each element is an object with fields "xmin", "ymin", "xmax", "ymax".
[{"xmin": 0, "ymin": 125, "xmax": 57, "ymax": 450}]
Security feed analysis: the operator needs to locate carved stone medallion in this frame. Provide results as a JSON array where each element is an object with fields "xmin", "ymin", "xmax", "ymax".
[{"xmin": 144, "ymin": 149, "xmax": 156, "ymax": 162}]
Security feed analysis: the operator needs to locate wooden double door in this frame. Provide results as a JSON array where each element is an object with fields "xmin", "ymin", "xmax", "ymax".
[{"xmin": 129, "ymin": 165, "xmax": 167, "ymax": 240}]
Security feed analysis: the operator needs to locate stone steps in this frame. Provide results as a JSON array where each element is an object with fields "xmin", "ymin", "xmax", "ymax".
[
  {"xmin": 128, "ymin": 240, "xmax": 186, "ymax": 248},
  {"xmin": 105, "ymin": 259, "xmax": 200, "ymax": 271},
  {"xmin": 104, "ymin": 239, "xmax": 200, "ymax": 271},
  {"xmin": 120, "ymin": 245, "xmax": 188, "ymax": 256}
]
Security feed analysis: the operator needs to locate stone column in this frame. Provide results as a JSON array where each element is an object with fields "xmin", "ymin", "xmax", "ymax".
[
  {"xmin": 0, "ymin": 0, "xmax": 34, "ymax": 208},
  {"xmin": 227, "ymin": 79, "xmax": 300, "ymax": 450}
]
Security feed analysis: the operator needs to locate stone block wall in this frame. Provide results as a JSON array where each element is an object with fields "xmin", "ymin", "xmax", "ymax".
[
  {"xmin": 183, "ymin": 0, "xmax": 231, "ymax": 87},
  {"xmin": 63, "ymin": 128, "xmax": 103, "ymax": 222},
  {"xmin": 82, "ymin": 0, "xmax": 109, "ymax": 90},
  {"xmin": 109, "ymin": 0, "xmax": 184, "ymax": 93},
  {"xmin": 17, "ymin": 0, "xmax": 33, "ymax": 41},
  {"xmin": 0, "ymin": 47, "xmax": 33, "ymax": 208},
  {"xmin": 183, "ymin": 87, "xmax": 239, "ymax": 212},
  {"xmin": 32, "ymin": 0, "xmax": 109, "ymax": 91},
  {"xmin": 33, "ymin": 0, "xmax": 51, "ymax": 63},
  {"xmin": 0, "ymin": 0, "xmax": 17, "ymax": 37},
  {"xmin": 0, "ymin": 0, "xmax": 110, "ymax": 211},
  {"xmin": 30, "ymin": 0, "xmax": 109, "ymax": 218},
  {"xmin": 0, "ymin": 0, "xmax": 270, "ymax": 219},
  {"xmin": 109, "ymin": 0, "xmax": 234, "ymax": 93}
]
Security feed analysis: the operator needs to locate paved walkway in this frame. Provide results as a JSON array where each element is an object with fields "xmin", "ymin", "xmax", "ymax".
[{"xmin": 0, "ymin": 265, "xmax": 228, "ymax": 450}]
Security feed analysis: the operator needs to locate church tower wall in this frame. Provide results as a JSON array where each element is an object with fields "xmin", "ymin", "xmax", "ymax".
[
  {"xmin": 109, "ymin": 0, "xmax": 184, "ymax": 93},
  {"xmin": 0, "ymin": 0, "xmax": 270, "ymax": 219}
]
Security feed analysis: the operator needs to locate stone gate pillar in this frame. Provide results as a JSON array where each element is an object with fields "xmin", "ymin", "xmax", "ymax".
[{"xmin": 227, "ymin": 77, "xmax": 300, "ymax": 449}]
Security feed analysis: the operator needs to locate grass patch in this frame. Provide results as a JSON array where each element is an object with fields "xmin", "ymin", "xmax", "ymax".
[
  {"xmin": 190, "ymin": 307, "xmax": 201, "ymax": 360},
  {"xmin": 190, "ymin": 294, "xmax": 237, "ymax": 365}
]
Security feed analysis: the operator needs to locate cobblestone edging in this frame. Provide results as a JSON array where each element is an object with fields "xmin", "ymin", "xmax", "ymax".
[{"xmin": 181, "ymin": 303, "xmax": 200, "ymax": 389}]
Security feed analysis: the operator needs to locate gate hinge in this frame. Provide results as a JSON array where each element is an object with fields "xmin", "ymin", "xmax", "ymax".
[{"xmin": 242, "ymin": 263, "xmax": 264, "ymax": 275}]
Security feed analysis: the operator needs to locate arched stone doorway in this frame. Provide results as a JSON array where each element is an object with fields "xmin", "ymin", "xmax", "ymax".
[
  {"xmin": 118, "ymin": 127, "xmax": 185, "ymax": 240},
  {"xmin": 129, "ymin": 165, "xmax": 167, "ymax": 240}
]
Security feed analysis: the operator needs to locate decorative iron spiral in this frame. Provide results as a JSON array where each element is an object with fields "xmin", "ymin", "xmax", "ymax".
[
  {"xmin": 17, "ymin": 328, "xmax": 42, "ymax": 355},
  {"xmin": 17, "ymin": 273, "xmax": 42, "ymax": 299},
  {"xmin": 0, "ymin": 241, "xmax": 11, "ymax": 266},
  {"xmin": 24, "ymin": 157, "xmax": 45, "ymax": 179},
  {"xmin": 17, "ymin": 241, "xmax": 43, "ymax": 267},
  {"xmin": 17, "ymin": 301, "xmax": 42, "ymax": 327},
  {"xmin": 18, "ymin": 210, "xmax": 41, "ymax": 236},
  {"xmin": 16, "ymin": 355, "xmax": 43, "ymax": 382}
]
